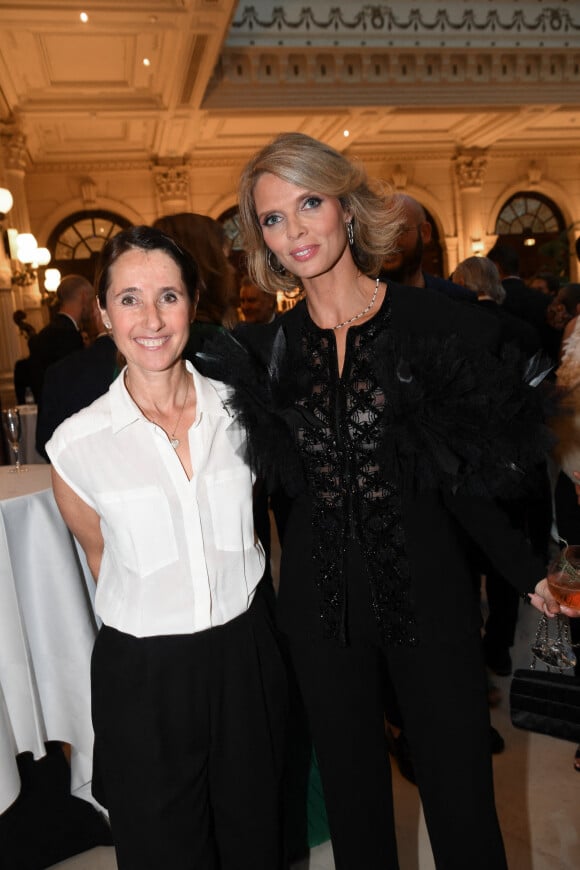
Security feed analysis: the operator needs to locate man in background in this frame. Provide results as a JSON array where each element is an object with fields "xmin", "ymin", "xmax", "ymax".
[
  {"xmin": 28, "ymin": 274, "xmax": 93, "ymax": 403},
  {"xmin": 239, "ymin": 276, "xmax": 278, "ymax": 324},
  {"xmin": 381, "ymin": 193, "xmax": 474, "ymax": 302},
  {"xmin": 36, "ymin": 298, "xmax": 118, "ymax": 459}
]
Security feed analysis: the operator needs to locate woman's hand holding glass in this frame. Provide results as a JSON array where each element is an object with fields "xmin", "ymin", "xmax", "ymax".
[{"xmin": 526, "ymin": 548, "xmax": 580, "ymax": 670}]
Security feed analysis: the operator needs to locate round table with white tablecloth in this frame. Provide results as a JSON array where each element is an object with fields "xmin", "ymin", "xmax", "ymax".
[{"xmin": 0, "ymin": 464, "xmax": 98, "ymax": 814}]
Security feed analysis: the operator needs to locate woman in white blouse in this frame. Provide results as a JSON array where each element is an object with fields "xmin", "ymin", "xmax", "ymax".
[{"xmin": 47, "ymin": 225, "xmax": 287, "ymax": 870}]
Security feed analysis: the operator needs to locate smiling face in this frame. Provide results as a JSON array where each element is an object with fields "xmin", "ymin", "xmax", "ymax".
[
  {"xmin": 100, "ymin": 247, "xmax": 195, "ymax": 376},
  {"xmin": 253, "ymin": 172, "xmax": 351, "ymax": 282}
]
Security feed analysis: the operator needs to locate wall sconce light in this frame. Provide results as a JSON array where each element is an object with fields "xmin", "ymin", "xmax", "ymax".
[
  {"xmin": 471, "ymin": 238, "xmax": 485, "ymax": 255},
  {"xmin": 5, "ymin": 227, "xmax": 53, "ymax": 286},
  {"xmin": 523, "ymin": 227, "xmax": 536, "ymax": 247},
  {"xmin": 0, "ymin": 186, "xmax": 54, "ymax": 288},
  {"xmin": 0, "ymin": 187, "xmax": 14, "ymax": 220}
]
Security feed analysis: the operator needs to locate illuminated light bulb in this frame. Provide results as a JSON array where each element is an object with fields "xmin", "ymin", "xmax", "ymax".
[
  {"xmin": 15, "ymin": 233, "xmax": 38, "ymax": 264},
  {"xmin": 35, "ymin": 247, "xmax": 51, "ymax": 267},
  {"xmin": 0, "ymin": 187, "xmax": 13, "ymax": 216},
  {"xmin": 44, "ymin": 268, "xmax": 61, "ymax": 291}
]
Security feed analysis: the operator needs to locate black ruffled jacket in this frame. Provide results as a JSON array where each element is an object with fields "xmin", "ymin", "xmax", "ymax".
[{"xmin": 197, "ymin": 282, "xmax": 551, "ymax": 647}]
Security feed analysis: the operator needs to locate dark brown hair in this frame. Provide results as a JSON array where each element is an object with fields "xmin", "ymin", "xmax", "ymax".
[
  {"xmin": 153, "ymin": 212, "xmax": 236, "ymax": 325},
  {"xmin": 95, "ymin": 225, "xmax": 199, "ymax": 308}
]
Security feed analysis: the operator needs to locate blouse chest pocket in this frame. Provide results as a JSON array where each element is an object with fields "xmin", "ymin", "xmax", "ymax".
[
  {"xmin": 98, "ymin": 486, "xmax": 179, "ymax": 577},
  {"xmin": 204, "ymin": 468, "xmax": 254, "ymax": 552}
]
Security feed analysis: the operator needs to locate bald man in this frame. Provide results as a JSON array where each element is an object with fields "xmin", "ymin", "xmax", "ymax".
[{"xmin": 381, "ymin": 193, "xmax": 473, "ymax": 302}]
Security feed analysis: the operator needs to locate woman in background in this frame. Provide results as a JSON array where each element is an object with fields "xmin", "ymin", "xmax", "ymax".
[{"xmin": 153, "ymin": 212, "xmax": 239, "ymax": 354}]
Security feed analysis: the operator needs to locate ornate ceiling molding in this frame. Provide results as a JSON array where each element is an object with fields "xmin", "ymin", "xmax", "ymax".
[
  {"xmin": 230, "ymin": 3, "xmax": 580, "ymax": 47},
  {"xmin": 28, "ymin": 155, "xmax": 244, "ymax": 174},
  {"xmin": 331, "ymin": 145, "xmax": 580, "ymax": 164},
  {"xmin": 204, "ymin": 43, "xmax": 580, "ymax": 108},
  {"xmin": 28, "ymin": 160, "xmax": 153, "ymax": 175},
  {"xmin": 206, "ymin": 47, "xmax": 580, "ymax": 110}
]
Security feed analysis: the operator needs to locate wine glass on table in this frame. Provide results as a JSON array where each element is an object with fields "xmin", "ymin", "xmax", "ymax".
[
  {"xmin": 2, "ymin": 407, "xmax": 27, "ymax": 473},
  {"xmin": 530, "ymin": 544, "xmax": 580, "ymax": 670}
]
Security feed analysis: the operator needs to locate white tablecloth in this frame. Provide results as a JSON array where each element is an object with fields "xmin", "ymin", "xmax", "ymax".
[{"xmin": 0, "ymin": 464, "xmax": 98, "ymax": 814}]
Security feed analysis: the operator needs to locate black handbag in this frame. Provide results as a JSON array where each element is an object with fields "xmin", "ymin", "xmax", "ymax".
[{"xmin": 510, "ymin": 614, "xmax": 580, "ymax": 743}]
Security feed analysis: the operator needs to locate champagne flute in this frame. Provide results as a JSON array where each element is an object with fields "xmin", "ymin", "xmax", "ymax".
[{"xmin": 2, "ymin": 407, "xmax": 27, "ymax": 473}]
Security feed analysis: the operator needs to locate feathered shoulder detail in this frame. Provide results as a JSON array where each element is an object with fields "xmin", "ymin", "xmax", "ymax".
[
  {"xmin": 195, "ymin": 321, "xmax": 307, "ymax": 496},
  {"xmin": 371, "ymin": 329, "xmax": 554, "ymax": 498},
  {"xmin": 196, "ymin": 303, "xmax": 554, "ymax": 500}
]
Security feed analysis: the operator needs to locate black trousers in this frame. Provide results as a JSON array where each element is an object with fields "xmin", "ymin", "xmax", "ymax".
[
  {"xmin": 90, "ymin": 594, "xmax": 288, "ymax": 870},
  {"xmin": 285, "ymin": 547, "xmax": 507, "ymax": 870}
]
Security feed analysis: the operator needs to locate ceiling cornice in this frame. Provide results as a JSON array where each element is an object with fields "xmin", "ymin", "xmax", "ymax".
[{"xmin": 229, "ymin": 3, "xmax": 580, "ymax": 48}]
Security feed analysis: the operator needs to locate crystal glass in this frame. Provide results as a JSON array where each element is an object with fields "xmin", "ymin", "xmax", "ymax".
[
  {"xmin": 547, "ymin": 545, "xmax": 580, "ymax": 610},
  {"xmin": 2, "ymin": 407, "xmax": 27, "ymax": 473},
  {"xmin": 529, "ymin": 545, "xmax": 580, "ymax": 670}
]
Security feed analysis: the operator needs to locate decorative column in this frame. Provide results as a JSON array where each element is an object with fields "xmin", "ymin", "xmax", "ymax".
[
  {"xmin": 0, "ymin": 248, "xmax": 21, "ymax": 403},
  {"xmin": 153, "ymin": 161, "xmax": 191, "ymax": 216},
  {"xmin": 452, "ymin": 149, "xmax": 489, "ymax": 264},
  {"xmin": 0, "ymin": 126, "xmax": 36, "ymax": 402}
]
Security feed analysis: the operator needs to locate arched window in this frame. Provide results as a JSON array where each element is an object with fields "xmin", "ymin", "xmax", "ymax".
[
  {"xmin": 495, "ymin": 192, "xmax": 563, "ymax": 235},
  {"xmin": 217, "ymin": 205, "xmax": 248, "ymax": 290},
  {"xmin": 218, "ymin": 205, "xmax": 244, "ymax": 253},
  {"xmin": 494, "ymin": 192, "xmax": 565, "ymax": 278},
  {"xmin": 47, "ymin": 210, "xmax": 131, "ymax": 283}
]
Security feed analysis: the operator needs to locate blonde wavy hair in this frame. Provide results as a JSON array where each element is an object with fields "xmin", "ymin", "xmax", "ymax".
[{"xmin": 238, "ymin": 132, "xmax": 404, "ymax": 295}]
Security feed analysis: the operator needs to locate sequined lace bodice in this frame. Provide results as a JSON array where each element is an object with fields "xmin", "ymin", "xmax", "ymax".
[{"xmin": 290, "ymin": 295, "xmax": 416, "ymax": 646}]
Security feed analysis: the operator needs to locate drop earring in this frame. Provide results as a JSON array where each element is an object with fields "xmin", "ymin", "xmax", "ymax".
[{"xmin": 346, "ymin": 220, "xmax": 354, "ymax": 247}]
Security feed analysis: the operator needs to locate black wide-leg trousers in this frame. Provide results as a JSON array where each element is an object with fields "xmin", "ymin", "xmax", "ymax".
[
  {"xmin": 90, "ymin": 594, "xmax": 288, "ymax": 870},
  {"xmin": 285, "ymin": 545, "xmax": 508, "ymax": 870},
  {"xmin": 288, "ymin": 634, "xmax": 507, "ymax": 870}
]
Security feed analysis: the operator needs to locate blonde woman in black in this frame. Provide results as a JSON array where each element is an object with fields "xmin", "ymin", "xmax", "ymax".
[{"xmin": 198, "ymin": 133, "xmax": 579, "ymax": 870}]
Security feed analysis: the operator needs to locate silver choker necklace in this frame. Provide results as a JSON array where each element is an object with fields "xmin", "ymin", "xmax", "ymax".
[{"xmin": 333, "ymin": 277, "xmax": 380, "ymax": 330}]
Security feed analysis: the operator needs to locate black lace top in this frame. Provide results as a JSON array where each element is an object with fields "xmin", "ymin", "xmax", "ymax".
[{"xmin": 295, "ymin": 293, "xmax": 415, "ymax": 645}]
